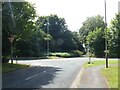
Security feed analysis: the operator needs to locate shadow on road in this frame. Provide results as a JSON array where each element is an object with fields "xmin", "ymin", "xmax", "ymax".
[{"xmin": 2, "ymin": 66, "xmax": 62, "ymax": 88}]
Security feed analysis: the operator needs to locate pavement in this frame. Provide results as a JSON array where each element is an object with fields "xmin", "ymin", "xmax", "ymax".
[{"xmin": 79, "ymin": 65, "xmax": 109, "ymax": 89}]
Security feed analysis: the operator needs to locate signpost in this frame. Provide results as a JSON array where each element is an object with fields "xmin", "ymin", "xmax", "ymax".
[
  {"xmin": 8, "ymin": 35, "xmax": 15, "ymax": 68},
  {"xmin": 104, "ymin": 0, "xmax": 108, "ymax": 68},
  {"xmin": 47, "ymin": 18, "xmax": 50, "ymax": 58}
]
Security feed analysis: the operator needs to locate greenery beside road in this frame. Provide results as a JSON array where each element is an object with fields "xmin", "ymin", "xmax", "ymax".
[
  {"xmin": 2, "ymin": 63, "xmax": 29, "ymax": 74},
  {"xmin": 83, "ymin": 60, "xmax": 118, "ymax": 68},
  {"xmin": 2, "ymin": 2, "xmax": 84, "ymax": 63},
  {"xmin": 2, "ymin": 2, "xmax": 120, "ymax": 63},
  {"xmin": 102, "ymin": 66, "xmax": 119, "ymax": 88},
  {"xmin": 49, "ymin": 50, "xmax": 84, "ymax": 58},
  {"xmin": 83, "ymin": 60, "xmax": 118, "ymax": 88}
]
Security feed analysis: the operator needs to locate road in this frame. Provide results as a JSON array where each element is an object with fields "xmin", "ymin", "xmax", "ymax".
[{"xmin": 2, "ymin": 57, "xmax": 88, "ymax": 88}]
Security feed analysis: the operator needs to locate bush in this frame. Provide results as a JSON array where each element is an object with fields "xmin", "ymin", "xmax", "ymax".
[
  {"xmin": 71, "ymin": 50, "xmax": 83, "ymax": 57},
  {"xmin": 49, "ymin": 52, "xmax": 71, "ymax": 58},
  {"xmin": 2, "ymin": 56, "xmax": 10, "ymax": 63},
  {"xmin": 89, "ymin": 52, "xmax": 95, "ymax": 57},
  {"xmin": 61, "ymin": 53, "xmax": 71, "ymax": 58},
  {"xmin": 49, "ymin": 51, "xmax": 84, "ymax": 58}
]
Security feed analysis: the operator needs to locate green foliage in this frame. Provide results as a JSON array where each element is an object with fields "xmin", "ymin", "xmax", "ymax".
[
  {"xmin": 86, "ymin": 28, "xmax": 105, "ymax": 57},
  {"xmin": 2, "ymin": 2, "xmax": 36, "ymax": 40},
  {"xmin": 50, "ymin": 52, "xmax": 71, "ymax": 58},
  {"xmin": 79, "ymin": 15, "xmax": 105, "ymax": 44},
  {"xmin": 102, "ymin": 66, "xmax": 119, "ymax": 88},
  {"xmin": 2, "ymin": 2, "xmax": 85, "ymax": 58},
  {"xmin": 71, "ymin": 50, "xmax": 83, "ymax": 57},
  {"xmin": 2, "ymin": 56, "xmax": 10, "ymax": 63},
  {"xmin": 2, "ymin": 2, "xmax": 119, "ymax": 59},
  {"xmin": 61, "ymin": 30, "xmax": 78, "ymax": 51},
  {"xmin": 79, "ymin": 15, "xmax": 106, "ymax": 58},
  {"xmin": 108, "ymin": 13, "xmax": 120, "ymax": 58},
  {"xmin": 72, "ymin": 32, "xmax": 85, "ymax": 52},
  {"xmin": 83, "ymin": 60, "xmax": 118, "ymax": 68},
  {"xmin": 84, "ymin": 14, "xmax": 120, "ymax": 58},
  {"xmin": 2, "ymin": 63, "xmax": 29, "ymax": 73},
  {"xmin": 49, "ymin": 50, "xmax": 84, "ymax": 58},
  {"xmin": 36, "ymin": 15, "xmax": 84, "ymax": 52},
  {"xmin": 2, "ymin": 2, "xmax": 37, "ymax": 58}
]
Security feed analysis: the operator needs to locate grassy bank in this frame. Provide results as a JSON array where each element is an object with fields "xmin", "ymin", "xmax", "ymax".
[
  {"xmin": 2, "ymin": 63, "xmax": 29, "ymax": 74},
  {"xmin": 102, "ymin": 66, "xmax": 119, "ymax": 89}
]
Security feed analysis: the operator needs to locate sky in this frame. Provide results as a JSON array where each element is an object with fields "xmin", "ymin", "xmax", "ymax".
[{"xmin": 26, "ymin": 0, "xmax": 119, "ymax": 31}]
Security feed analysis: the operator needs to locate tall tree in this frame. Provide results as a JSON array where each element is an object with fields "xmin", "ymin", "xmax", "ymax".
[
  {"xmin": 2, "ymin": 2, "xmax": 36, "ymax": 40},
  {"xmin": 79, "ymin": 15, "xmax": 105, "ymax": 44},
  {"xmin": 72, "ymin": 32, "xmax": 84, "ymax": 52},
  {"xmin": 2, "ymin": 2, "xmax": 37, "ymax": 59},
  {"xmin": 86, "ymin": 28, "xmax": 105, "ymax": 57},
  {"xmin": 109, "ymin": 13, "xmax": 120, "ymax": 58},
  {"xmin": 61, "ymin": 30, "xmax": 78, "ymax": 51},
  {"xmin": 36, "ymin": 15, "xmax": 69, "ymax": 52}
]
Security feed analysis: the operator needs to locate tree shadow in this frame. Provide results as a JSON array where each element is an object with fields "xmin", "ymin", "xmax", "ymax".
[{"xmin": 2, "ymin": 66, "xmax": 62, "ymax": 89}]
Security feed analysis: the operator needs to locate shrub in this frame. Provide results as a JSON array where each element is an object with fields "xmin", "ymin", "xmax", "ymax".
[
  {"xmin": 61, "ymin": 53, "xmax": 71, "ymax": 58},
  {"xmin": 71, "ymin": 50, "xmax": 83, "ymax": 57},
  {"xmin": 2, "ymin": 56, "xmax": 10, "ymax": 63},
  {"xmin": 49, "ymin": 52, "xmax": 71, "ymax": 58}
]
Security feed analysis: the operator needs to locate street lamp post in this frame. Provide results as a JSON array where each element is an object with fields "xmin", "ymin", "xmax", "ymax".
[
  {"xmin": 104, "ymin": 0, "xmax": 108, "ymax": 68},
  {"xmin": 87, "ymin": 45, "xmax": 91, "ymax": 64},
  {"xmin": 8, "ymin": 35, "xmax": 15, "ymax": 68},
  {"xmin": 47, "ymin": 18, "xmax": 49, "ymax": 58}
]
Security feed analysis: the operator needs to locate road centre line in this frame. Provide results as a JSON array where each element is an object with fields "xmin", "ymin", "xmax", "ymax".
[{"xmin": 25, "ymin": 74, "xmax": 39, "ymax": 80}]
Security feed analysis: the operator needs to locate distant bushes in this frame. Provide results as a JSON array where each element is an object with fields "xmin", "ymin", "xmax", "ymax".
[
  {"xmin": 70, "ymin": 50, "xmax": 84, "ymax": 57},
  {"xmin": 49, "ymin": 50, "xmax": 84, "ymax": 58},
  {"xmin": 49, "ymin": 52, "xmax": 71, "ymax": 58}
]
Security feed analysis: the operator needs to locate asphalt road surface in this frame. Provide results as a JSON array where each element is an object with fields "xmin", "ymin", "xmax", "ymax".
[{"xmin": 2, "ymin": 57, "xmax": 88, "ymax": 88}]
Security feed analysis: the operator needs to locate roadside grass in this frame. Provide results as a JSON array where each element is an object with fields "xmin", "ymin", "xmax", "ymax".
[
  {"xmin": 83, "ymin": 60, "xmax": 118, "ymax": 68},
  {"xmin": 2, "ymin": 63, "xmax": 29, "ymax": 74},
  {"xmin": 101, "ymin": 66, "xmax": 119, "ymax": 89},
  {"xmin": 83, "ymin": 60, "xmax": 119, "ymax": 89}
]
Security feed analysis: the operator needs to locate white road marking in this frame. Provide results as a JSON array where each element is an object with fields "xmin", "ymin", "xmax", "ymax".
[
  {"xmin": 43, "ymin": 71, "xmax": 46, "ymax": 73},
  {"xmin": 55, "ymin": 65, "xmax": 59, "ymax": 67},
  {"xmin": 25, "ymin": 74, "xmax": 39, "ymax": 80}
]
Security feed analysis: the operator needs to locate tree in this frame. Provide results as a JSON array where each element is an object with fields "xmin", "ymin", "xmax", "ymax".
[
  {"xmin": 72, "ymin": 32, "xmax": 84, "ymax": 52},
  {"xmin": 2, "ymin": 2, "xmax": 37, "ymax": 59},
  {"xmin": 79, "ymin": 15, "xmax": 106, "ymax": 57},
  {"xmin": 61, "ymin": 30, "xmax": 78, "ymax": 51},
  {"xmin": 36, "ymin": 14, "xmax": 69, "ymax": 52},
  {"xmin": 2, "ymin": 2, "xmax": 36, "ymax": 40},
  {"xmin": 86, "ymin": 28, "xmax": 105, "ymax": 57},
  {"xmin": 79, "ymin": 15, "xmax": 105, "ymax": 44},
  {"xmin": 108, "ymin": 13, "xmax": 120, "ymax": 58}
]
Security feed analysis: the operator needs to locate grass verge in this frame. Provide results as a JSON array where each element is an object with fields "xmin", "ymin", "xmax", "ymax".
[
  {"xmin": 2, "ymin": 63, "xmax": 29, "ymax": 74},
  {"xmin": 101, "ymin": 66, "xmax": 119, "ymax": 89},
  {"xmin": 83, "ymin": 60, "xmax": 118, "ymax": 68}
]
